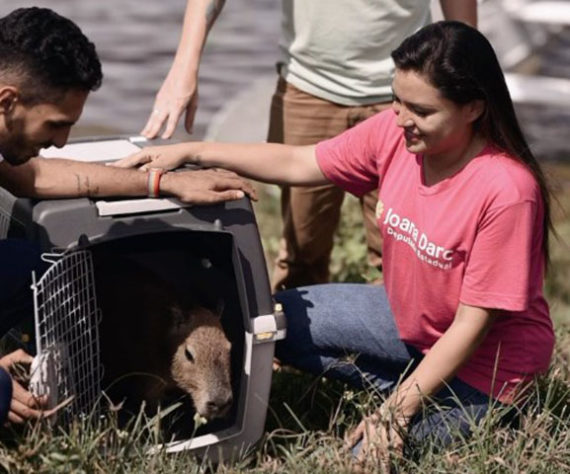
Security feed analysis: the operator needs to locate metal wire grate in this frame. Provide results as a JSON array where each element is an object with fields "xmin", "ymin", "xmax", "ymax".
[{"xmin": 31, "ymin": 250, "xmax": 102, "ymax": 425}]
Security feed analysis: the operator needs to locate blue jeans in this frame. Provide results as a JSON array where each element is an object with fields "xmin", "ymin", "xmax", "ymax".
[
  {"xmin": 0, "ymin": 239, "xmax": 46, "ymax": 338},
  {"xmin": 274, "ymin": 284, "xmax": 501, "ymax": 447}
]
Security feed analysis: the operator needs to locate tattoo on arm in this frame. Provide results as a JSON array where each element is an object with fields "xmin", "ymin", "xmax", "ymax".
[
  {"xmin": 83, "ymin": 176, "xmax": 91, "ymax": 197},
  {"xmin": 74, "ymin": 173, "xmax": 100, "ymax": 197},
  {"xmin": 205, "ymin": 0, "xmax": 225, "ymax": 28},
  {"xmin": 83, "ymin": 175, "xmax": 100, "ymax": 197}
]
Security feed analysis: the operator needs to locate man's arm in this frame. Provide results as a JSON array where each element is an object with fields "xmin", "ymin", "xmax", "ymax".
[
  {"xmin": 0, "ymin": 157, "xmax": 256, "ymax": 204},
  {"xmin": 439, "ymin": 0, "xmax": 478, "ymax": 27},
  {"xmin": 141, "ymin": 0, "xmax": 226, "ymax": 139},
  {"xmin": 0, "ymin": 158, "xmax": 146, "ymax": 198}
]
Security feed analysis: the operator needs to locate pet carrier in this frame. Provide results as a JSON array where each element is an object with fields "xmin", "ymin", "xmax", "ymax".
[{"xmin": 0, "ymin": 136, "xmax": 286, "ymax": 462}]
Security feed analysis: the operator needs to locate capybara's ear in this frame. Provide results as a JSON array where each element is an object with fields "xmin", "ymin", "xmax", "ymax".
[{"xmin": 170, "ymin": 304, "xmax": 189, "ymax": 326}]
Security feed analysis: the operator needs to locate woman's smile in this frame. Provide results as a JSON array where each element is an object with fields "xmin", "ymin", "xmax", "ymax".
[{"xmin": 404, "ymin": 129, "xmax": 421, "ymax": 142}]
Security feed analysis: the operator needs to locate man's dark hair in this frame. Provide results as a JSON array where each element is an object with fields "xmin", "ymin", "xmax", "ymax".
[{"xmin": 0, "ymin": 7, "xmax": 103, "ymax": 103}]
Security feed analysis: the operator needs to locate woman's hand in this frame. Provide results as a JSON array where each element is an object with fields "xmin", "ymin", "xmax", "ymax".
[
  {"xmin": 112, "ymin": 143, "xmax": 192, "ymax": 172},
  {"xmin": 345, "ymin": 404, "xmax": 408, "ymax": 472},
  {"xmin": 141, "ymin": 69, "xmax": 199, "ymax": 140}
]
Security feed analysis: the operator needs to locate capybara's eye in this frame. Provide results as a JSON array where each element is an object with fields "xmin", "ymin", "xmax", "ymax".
[{"xmin": 185, "ymin": 347, "xmax": 194, "ymax": 362}]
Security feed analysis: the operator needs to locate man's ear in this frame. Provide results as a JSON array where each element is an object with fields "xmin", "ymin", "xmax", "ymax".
[{"xmin": 0, "ymin": 86, "xmax": 20, "ymax": 115}]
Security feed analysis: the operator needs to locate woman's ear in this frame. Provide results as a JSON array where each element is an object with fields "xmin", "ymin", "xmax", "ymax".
[{"xmin": 465, "ymin": 99, "xmax": 485, "ymax": 124}]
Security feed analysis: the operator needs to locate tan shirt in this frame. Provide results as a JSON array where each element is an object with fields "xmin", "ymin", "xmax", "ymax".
[{"xmin": 279, "ymin": 0, "xmax": 432, "ymax": 105}]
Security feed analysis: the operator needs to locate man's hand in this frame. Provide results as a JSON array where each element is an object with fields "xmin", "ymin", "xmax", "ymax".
[
  {"xmin": 345, "ymin": 404, "xmax": 407, "ymax": 472},
  {"xmin": 141, "ymin": 70, "xmax": 199, "ymax": 140},
  {"xmin": 112, "ymin": 143, "xmax": 191, "ymax": 172},
  {"xmin": 0, "ymin": 349, "xmax": 48, "ymax": 424},
  {"xmin": 161, "ymin": 168, "xmax": 258, "ymax": 204}
]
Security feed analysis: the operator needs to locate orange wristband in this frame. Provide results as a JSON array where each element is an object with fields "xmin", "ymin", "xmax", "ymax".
[{"xmin": 147, "ymin": 168, "xmax": 163, "ymax": 198}]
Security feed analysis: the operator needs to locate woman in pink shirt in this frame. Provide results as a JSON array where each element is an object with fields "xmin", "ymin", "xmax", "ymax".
[{"xmin": 115, "ymin": 22, "xmax": 554, "ymax": 466}]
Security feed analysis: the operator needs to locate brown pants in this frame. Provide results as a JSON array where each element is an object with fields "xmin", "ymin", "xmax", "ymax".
[{"xmin": 267, "ymin": 78, "xmax": 391, "ymax": 291}]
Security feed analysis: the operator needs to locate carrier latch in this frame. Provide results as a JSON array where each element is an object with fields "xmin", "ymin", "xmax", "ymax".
[{"xmin": 251, "ymin": 303, "xmax": 286, "ymax": 344}]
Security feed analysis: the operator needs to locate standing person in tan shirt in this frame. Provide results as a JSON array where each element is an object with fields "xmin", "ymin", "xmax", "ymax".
[{"xmin": 141, "ymin": 0, "xmax": 477, "ymax": 291}]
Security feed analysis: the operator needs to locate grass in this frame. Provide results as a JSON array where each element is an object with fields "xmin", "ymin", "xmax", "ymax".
[{"xmin": 0, "ymin": 164, "xmax": 568, "ymax": 473}]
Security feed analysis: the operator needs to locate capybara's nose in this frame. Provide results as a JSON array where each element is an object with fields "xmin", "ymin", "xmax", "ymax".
[{"xmin": 207, "ymin": 392, "xmax": 233, "ymax": 416}]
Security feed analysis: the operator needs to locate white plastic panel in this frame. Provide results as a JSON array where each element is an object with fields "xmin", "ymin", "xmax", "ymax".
[
  {"xmin": 40, "ymin": 139, "xmax": 143, "ymax": 163},
  {"xmin": 95, "ymin": 197, "xmax": 190, "ymax": 216}
]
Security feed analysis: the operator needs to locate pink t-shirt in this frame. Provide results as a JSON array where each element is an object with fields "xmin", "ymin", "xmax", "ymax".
[{"xmin": 316, "ymin": 109, "xmax": 554, "ymax": 402}]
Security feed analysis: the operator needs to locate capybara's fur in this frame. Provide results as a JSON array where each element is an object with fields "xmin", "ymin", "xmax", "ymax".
[{"xmin": 94, "ymin": 254, "xmax": 232, "ymax": 420}]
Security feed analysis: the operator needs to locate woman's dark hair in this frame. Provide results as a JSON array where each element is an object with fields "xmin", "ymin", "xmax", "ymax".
[
  {"xmin": 0, "ymin": 7, "xmax": 102, "ymax": 102},
  {"xmin": 391, "ymin": 21, "xmax": 553, "ymax": 266}
]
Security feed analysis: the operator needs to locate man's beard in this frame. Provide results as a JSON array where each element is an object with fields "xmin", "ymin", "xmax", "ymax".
[
  {"xmin": 0, "ymin": 114, "xmax": 41, "ymax": 166},
  {"xmin": 0, "ymin": 141, "xmax": 35, "ymax": 166}
]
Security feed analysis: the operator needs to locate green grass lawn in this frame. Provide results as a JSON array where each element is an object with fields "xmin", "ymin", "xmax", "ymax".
[{"xmin": 0, "ymin": 164, "xmax": 568, "ymax": 473}]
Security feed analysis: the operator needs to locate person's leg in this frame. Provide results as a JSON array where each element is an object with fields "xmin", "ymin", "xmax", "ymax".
[
  {"xmin": 268, "ymin": 83, "xmax": 393, "ymax": 291},
  {"xmin": 275, "ymin": 183, "xmax": 345, "ymax": 288},
  {"xmin": 0, "ymin": 239, "xmax": 45, "ymax": 338},
  {"xmin": 275, "ymin": 283, "xmax": 418, "ymax": 392},
  {"xmin": 275, "ymin": 283, "xmax": 515, "ymax": 451},
  {"xmin": 268, "ymin": 79, "xmax": 347, "ymax": 291}
]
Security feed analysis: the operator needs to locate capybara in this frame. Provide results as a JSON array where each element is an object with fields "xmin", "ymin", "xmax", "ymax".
[{"xmin": 94, "ymin": 254, "xmax": 233, "ymax": 420}]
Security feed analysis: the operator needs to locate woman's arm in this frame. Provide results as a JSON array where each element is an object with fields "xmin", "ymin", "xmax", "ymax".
[
  {"xmin": 348, "ymin": 303, "xmax": 496, "ymax": 465},
  {"xmin": 141, "ymin": 0, "xmax": 226, "ymax": 139},
  {"xmin": 113, "ymin": 141, "xmax": 330, "ymax": 186},
  {"xmin": 384, "ymin": 303, "xmax": 495, "ymax": 418},
  {"xmin": 439, "ymin": 0, "xmax": 478, "ymax": 27}
]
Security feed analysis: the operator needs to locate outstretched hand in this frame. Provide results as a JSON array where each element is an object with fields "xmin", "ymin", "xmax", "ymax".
[
  {"xmin": 141, "ymin": 71, "xmax": 198, "ymax": 140},
  {"xmin": 161, "ymin": 168, "xmax": 258, "ymax": 204},
  {"xmin": 112, "ymin": 143, "xmax": 190, "ymax": 172}
]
